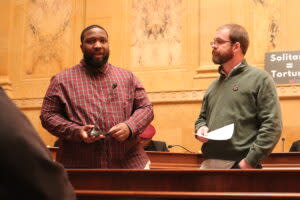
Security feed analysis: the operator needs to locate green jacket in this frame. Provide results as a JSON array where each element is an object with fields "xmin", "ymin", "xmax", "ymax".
[{"xmin": 195, "ymin": 60, "xmax": 282, "ymax": 167}]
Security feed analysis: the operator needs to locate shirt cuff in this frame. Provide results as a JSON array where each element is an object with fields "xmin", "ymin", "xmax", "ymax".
[
  {"xmin": 195, "ymin": 123, "xmax": 206, "ymax": 134},
  {"xmin": 124, "ymin": 121, "xmax": 137, "ymax": 136},
  {"xmin": 245, "ymin": 152, "xmax": 260, "ymax": 168},
  {"xmin": 65, "ymin": 125, "xmax": 82, "ymax": 142}
]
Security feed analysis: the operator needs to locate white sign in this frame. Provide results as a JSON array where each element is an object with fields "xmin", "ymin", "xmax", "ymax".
[{"xmin": 265, "ymin": 50, "xmax": 300, "ymax": 84}]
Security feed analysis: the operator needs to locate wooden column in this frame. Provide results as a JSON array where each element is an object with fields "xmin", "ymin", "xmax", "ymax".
[{"xmin": 0, "ymin": 0, "xmax": 12, "ymax": 96}]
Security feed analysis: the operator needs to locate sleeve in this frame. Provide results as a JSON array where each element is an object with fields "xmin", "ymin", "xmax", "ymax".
[
  {"xmin": 0, "ymin": 88, "xmax": 76, "ymax": 200},
  {"xmin": 245, "ymin": 75, "xmax": 282, "ymax": 167},
  {"xmin": 124, "ymin": 74, "xmax": 154, "ymax": 135},
  {"xmin": 194, "ymin": 93, "xmax": 208, "ymax": 133},
  {"xmin": 40, "ymin": 76, "xmax": 82, "ymax": 141}
]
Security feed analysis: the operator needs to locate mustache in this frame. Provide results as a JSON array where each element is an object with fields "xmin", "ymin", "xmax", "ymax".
[{"xmin": 83, "ymin": 51, "xmax": 109, "ymax": 69}]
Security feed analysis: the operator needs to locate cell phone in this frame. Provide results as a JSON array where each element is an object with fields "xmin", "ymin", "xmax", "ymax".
[{"xmin": 89, "ymin": 128, "xmax": 109, "ymax": 137}]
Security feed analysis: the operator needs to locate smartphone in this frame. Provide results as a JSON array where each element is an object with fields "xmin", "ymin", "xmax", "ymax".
[{"xmin": 89, "ymin": 128, "xmax": 109, "ymax": 137}]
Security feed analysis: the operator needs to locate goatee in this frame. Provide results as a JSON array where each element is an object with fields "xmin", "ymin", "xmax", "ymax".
[
  {"xmin": 212, "ymin": 50, "xmax": 234, "ymax": 65},
  {"xmin": 84, "ymin": 51, "xmax": 110, "ymax": 70}
]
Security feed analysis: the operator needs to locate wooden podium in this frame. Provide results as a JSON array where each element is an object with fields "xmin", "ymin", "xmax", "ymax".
[
  {"xmin": 47, "ymin": 147, "xmax": 300, "ymax": 199},
  {"xmin": 147, "ymin": 151, "xmax": 300, "ymax": 169},
  {"xmin": 48, "ymin": 147, "xmax": 300, "ymax": 169},
  {"xmin": 68, "ymin": 168, "xmax": 300, "ymax": 200}
]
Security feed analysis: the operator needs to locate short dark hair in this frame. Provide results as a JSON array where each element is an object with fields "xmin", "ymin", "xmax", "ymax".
[
  {"xmin": 217, "ymin": 24, "xmax": 249, "ymax": 55},
  {"xmin": 80, "ymin": 24, "xmax": 108, "ymax": 43}
]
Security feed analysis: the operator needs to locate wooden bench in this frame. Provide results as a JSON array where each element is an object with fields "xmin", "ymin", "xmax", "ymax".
[{"xmin": 75, "ymin": 190, "xmax": 300, "ymax": 200}]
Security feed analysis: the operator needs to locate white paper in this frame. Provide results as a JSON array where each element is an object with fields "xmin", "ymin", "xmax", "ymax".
[{"xmin": 196, "ymin": 123, "xmax": 234, "ymax": 140}]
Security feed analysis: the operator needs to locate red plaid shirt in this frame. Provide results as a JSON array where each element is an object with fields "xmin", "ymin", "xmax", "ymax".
[{"xmin": 40, "ymin": 60, "xmax": 154, "ymax": 168}]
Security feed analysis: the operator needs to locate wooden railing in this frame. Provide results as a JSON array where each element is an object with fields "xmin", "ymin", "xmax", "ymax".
[
  {"xmin": 67, "ymin": 168, "xmax": 300, "ymax": 200},
  {"xmin": 45, "ymin": 147, "xmax": 300, "ymax": 199},
  {"xmin": 48, "ymin": 147, "xmax": 300, "ymax": 169},
  {"xmin": 75, "ymin": 191, "xmax": 300, "ymax": 200},
  {"xmin": 147, "ymin": 151, "xmax": 300, "ymax": 169},
  {"xmin": 47, "ymin": 147, "xmax": 300, "ymax": 199}
]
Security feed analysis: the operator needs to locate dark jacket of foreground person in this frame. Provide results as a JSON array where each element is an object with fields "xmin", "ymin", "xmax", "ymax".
[{"xmin": 0, "ymin": 87, "xmax": 76, "ymax": 200}]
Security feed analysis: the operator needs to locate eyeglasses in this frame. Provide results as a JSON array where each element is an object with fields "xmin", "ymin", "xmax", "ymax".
[{"xmin": 210, "ymin": 39, "xmax": 232, "ymax": 46}]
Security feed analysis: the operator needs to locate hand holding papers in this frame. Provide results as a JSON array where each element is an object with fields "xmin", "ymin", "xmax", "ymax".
[{"xmin": 196, "ymin": 123, "xmax": 234, "ymax": 141}]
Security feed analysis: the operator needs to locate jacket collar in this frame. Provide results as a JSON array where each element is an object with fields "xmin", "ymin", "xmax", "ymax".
[{"xmin": 218, "ymin": 59, "xmax": 247, "ymax": 78}]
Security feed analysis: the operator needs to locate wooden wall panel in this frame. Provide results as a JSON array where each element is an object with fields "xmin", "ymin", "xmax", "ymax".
[
  {"xmin": 9, "ymin": 0, "xmax": 82, "ymax": 99},
  {"xmin": 0, "ymin": 0, "xmax": 12, "ymax": 96},
  {"xmin": 2, "ymin": 0, "xmax": 300, "ymax": 153},
  {"xmin": 85, "ymin": 0, "xmax": 126, "ymax": 68},
  {"xmin": 130, "ymin": 0, "xmax": 184, "ymax": 67},
  {"xmin": 6, "ymin": 0, "xmax": 85, "ymax": 145}
]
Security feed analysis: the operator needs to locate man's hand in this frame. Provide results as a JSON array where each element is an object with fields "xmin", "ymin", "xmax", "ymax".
[
  {"xmin": 108, "ymin": 123, "xmax": 130, "ymax": 142},
  {"xmin": 79, "ymin": 125, "xmax": 105, "ymax": 143},
  {"xmin": 195, "ymin": 126, "xmax": 209, "ymax": 143},
  {"xmin": 238, "ymin": 159, "xmax": 254, "ymax": 169}
]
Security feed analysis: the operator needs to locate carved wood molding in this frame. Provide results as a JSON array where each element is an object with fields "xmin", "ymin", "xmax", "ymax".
[
  {"xmin": 0, "ymin": 76, "xmax": 12, "ymax": 95},
  {"xmin": 277, "ymin": 85, "xmax": 300, "ymax": 99},
  {"xmin": 12, "ymin": 85, "xmax": 300, "ymax": 109},
  {"xmin": 149, "ymin": 86, "xmax": 300, "ymax": 102},
  {"xmin": 130, "ymin": 0, "xmax": 183, "ymax": 67},
  {"xmin": 194, "ymin": 65, "xmax": 218, "ymax": 79},
  {"xmin": 252, "ymin": 0, "xmax": 280, "ymax": 50},
  {"xmin": 12, "ymin": 90, "xmax": 206, "ymax": 108},
  {"xmin": 13, "ymin": 98, "xmax": 43, "ymax": 109},
  {"xmin": 148, "ymin": 90, "xmax": 205, "ymax": 104}
]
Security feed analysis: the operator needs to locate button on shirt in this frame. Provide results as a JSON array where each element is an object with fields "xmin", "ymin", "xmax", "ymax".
[{"xmin": 40, "ymin": 60, "xmax": 154, "ymax": 168}]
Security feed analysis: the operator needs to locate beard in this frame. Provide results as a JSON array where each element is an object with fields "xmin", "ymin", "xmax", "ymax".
[
  {"xmin": 83, "ymin": 50, "xmax": 110, "ymax": 70},
  {"xmin": 212, "ymin": 49, "xmax": 234, "ymax": 65}
]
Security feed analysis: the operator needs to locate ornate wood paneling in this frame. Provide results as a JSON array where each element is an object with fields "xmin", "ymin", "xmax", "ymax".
[
  {"xmin": 130, "ymin": 0, "xmax": 183, "ymax": 67},
  {"xmin": 9, "ymin": 0, "xmax": 84, "ymax": 99},
  {"xmin": 4, "ymin": 0, "xmax": 300, "ymax": 151}
]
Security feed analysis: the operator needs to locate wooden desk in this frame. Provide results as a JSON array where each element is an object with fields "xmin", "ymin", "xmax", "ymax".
[
  {"xmin": 75, "ymin": 191, "xmax": 300, "ymax": 200},
  {"xmin": 48, "ymin": 147, "xmax": 300, "ymax": 168},
  {"xmin": 48, "ymin": 146, "xmax": 58, "ymax": 161},
  {"xmin": 47, "ymin": 147, "xmax": 300, "ymax": 199},
  {"xmin": 147, "ymin": 151, "xmax": 300, "ymax": 169},
  {"xmin": 147, "ymin": 151, "xmax": 203, "ymax": 169},
  {"xmin": 68, "ymin": 168, "xmax": 300, "ymax": 192},
  {"xmin": 68, "ymin": 169, "xmax": 300, "ymax": 200},
  {"xmin": 262, "ymin": 152, "xmax": 300, "ymax": 168}
]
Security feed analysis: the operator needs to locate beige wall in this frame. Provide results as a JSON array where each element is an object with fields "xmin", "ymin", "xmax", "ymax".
[{"xmin": 1, "ymin": 0, "xmax": 300, "ymax": 153}]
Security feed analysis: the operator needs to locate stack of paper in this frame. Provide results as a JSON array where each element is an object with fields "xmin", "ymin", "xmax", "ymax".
[{"xmin": 196, "ymin": 123, "xmax": 234, "ymax": 140}]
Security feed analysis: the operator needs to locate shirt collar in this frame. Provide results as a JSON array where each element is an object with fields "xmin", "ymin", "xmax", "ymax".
[
  {"xmin": 218, "ymin": 59, "xmax": 249, "ymax": 78},
  {"xmin": 80, "ymin": 59, "xmax": 110, "ymax": 74},
  {"xmin": 219, "ymin": 62, "xmax": 242, "ymax": 77}
]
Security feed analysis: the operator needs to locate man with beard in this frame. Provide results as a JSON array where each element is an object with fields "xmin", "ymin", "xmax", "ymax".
[
  {"xmin": 40, "ymin": 25, "xmax": 154, "ymax": 169},
  {"xmin": 194, "ymin": 24, "xmax": 282, "ymax": 169}
]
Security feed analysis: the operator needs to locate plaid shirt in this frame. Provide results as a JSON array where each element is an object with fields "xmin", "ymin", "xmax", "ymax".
[{"xmin": 40, "ymin": 60, "xmax": 154, "ymax": 168}]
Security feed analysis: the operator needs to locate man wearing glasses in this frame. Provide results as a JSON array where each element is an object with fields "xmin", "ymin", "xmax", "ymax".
[{"xmin": 195, "ymin": 24, "xmax": 282, "ymax": 169}]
